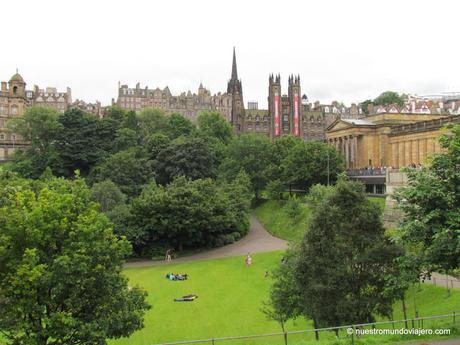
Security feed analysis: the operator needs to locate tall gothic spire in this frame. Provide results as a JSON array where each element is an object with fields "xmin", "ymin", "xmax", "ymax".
[{"xmin": 231, "ymin": 47, "xmax": 238, "ymax": 81}]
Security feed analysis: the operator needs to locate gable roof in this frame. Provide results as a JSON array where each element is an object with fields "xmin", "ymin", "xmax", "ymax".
[{"xmin": 326, "ymin": 118, "xmax": 375, "ymax": 131}]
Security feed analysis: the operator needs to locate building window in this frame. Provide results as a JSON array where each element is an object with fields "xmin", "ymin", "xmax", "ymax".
[
  {"xmin": 0, "ymin": 134, "xmax": 4, "ymax": 140},
  {"xmin": 13, "ymin": 86, "xmax": 18, "ymax": 95},
  {"xmin": 11, "ymin": 105, "xmax": 18, "ymax": 115}
]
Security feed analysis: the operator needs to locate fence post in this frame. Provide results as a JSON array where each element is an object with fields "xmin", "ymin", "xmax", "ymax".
[
  {"xmin": 433, "ymin": 277, "xmax": 436, "ymax": 286},
  {"xmin": 411, "ymin": 319, "xmax": 415, "ymax": 329},
  {"xmin": 284, "ymin": 332, "xmax": 288, "ymax": 345},
  {"xmin": 351, "ymin": 326, "xmax": 355, "ymax": 345},
  {"xmin": 454, "ymin": 311, "xmax": 456, "ymax": 324},
  {"xmin": 211, "ymin": 338, "xmax": 215, "ymax": 345}
]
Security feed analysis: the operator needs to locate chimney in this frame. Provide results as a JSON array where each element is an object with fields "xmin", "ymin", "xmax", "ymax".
[
  {"xmin": 411, "ymin": 100, "xmax": 416, "ymax": 113},
  {"xmin": 367, "ymin": 103, "xmax": 374, "ymax": 114}
]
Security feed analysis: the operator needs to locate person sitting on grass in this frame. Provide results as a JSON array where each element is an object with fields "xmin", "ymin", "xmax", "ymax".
[
  {"xmin": 165, "ymin": 273, "xmax": 188, "ymax": 281},
  {"xmin": 174, "ymin": 294, "xmax": 198, "ymax": 302}
]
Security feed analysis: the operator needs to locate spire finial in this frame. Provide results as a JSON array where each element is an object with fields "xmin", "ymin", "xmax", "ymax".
[
  {"xmin": 231, "ymin": 47, "xmax": 238, "ymax": 81},
  {"xmin": 16, "ymin": 68, "xmax": 18, "ymax": 74}
]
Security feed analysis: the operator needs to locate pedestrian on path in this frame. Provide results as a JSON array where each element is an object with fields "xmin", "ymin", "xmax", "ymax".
[
  {"xmin": 245, "ymin": 252, "xmax": 252, "ymax": 267},
  {"xmin": 165, "ymin": 249, "xmax": 172, "ymax": 262}
]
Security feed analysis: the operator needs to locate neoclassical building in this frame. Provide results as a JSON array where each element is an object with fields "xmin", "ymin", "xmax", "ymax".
[{"xmin": 326, "ymin": 112, "xmax": 457, "ymax": 169}]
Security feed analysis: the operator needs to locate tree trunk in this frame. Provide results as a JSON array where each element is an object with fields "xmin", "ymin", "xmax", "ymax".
[
  {"xmin": 313, "ymin": 318, "xmax": 320, "ymax": 340},
  {"xmin": 402, "ymin": 295, "xmax": 408, "ymax": 328}
]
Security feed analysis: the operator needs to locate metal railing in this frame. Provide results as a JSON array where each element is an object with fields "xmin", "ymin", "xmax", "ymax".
[
  {"xmin": 153, "ymin": 311, "xmax": 459, "ymax": 345},
  {"xmin": 347, "ymin": 168, "xmax": 387, "ymax": 176}
]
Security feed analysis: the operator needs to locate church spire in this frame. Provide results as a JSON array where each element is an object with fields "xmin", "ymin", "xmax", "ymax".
[{"xmin": 231, "ymin": 47, "xmax": 238, "ymax": 81}]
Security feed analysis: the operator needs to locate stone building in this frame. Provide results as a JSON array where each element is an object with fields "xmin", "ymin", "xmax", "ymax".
[
  {"xmin": 72, "ymin": 99, "xmax": 105, "ymax": 118},
  {"xmin": 0, "ymin": 72, "xmax": 29, "ymax": 160},
  {"xmin": 261, "ymin": 74, "xmax": 336, "ymax": 141},
  {"xmin": 31, "ymin": 85, "xmax": 72, "ymax": 113},
  {"xmin": 116, "ymin": 81, "xmax": 233, "ymax": 121},
  {"xmin": 325, "ymin": 112, "xmax": 449, "ymax": 170}
]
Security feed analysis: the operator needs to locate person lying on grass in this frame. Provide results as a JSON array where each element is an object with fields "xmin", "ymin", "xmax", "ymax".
[
  {"xmin": 174, "ymin": 294, "xmax": 198, "ymax": 302},
  {"xmin": 165, "ymin": 273, "xmax": 188, "ymax": 280}
]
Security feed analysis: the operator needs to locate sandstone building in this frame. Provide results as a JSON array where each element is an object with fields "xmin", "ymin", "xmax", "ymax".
[
  {"xmin": 32, "ymin": 85, "xmax": 72, "ymax": 113},
  {"xmin": 326, "ymin": 113, "xmax": 449, "ymax": 169}
]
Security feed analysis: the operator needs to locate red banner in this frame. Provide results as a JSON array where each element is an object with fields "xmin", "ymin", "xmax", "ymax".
[
  {"xmin": 274, "ymin": 94, "xmax": 280, "ymax": 136},
  {"xmin": 294, "ymin": 94, "xmax": 299, "ymax": 136}
]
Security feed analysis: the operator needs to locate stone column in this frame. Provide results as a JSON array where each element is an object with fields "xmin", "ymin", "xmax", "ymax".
[
  {"xmin": 391, "ymin": 142, "xmax": 398, "ymax": 168},
  {"xmin": 405, "ymin": 140, "xmax": 411, "ymax": 167},
  {"xmin": 345, "ymin": 137, "xmax": 350, "ymax": 168},
  {"xmin": 353, "ymin": 136, "xmax": 358, "ymax": 168},
  {"xmin": 419, "ymin": 138, "xmax": 426, "ymax": 165},
  {"xmin": 398, "ymin": 141, "xmax": 405, "ymax": 168},
  {"xmin": 412, "ymin": 139, "xmax": 417, "ymax": 164}
]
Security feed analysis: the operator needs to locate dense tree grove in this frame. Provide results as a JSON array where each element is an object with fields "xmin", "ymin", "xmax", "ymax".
[
  {"xmin": 0, "ymin": 172, "xmax": 149, "ymax": 344},
  {"xmin": 7, "ymin": 106, "xmax": 345, "ymax": 257}
]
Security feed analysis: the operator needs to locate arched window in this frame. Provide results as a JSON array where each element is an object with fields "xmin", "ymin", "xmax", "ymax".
[{"xmin": 13, "ymin": 86, "xmax": 18, "ymax": 95}]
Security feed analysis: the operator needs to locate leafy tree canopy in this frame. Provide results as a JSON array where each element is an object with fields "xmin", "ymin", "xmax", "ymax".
[
  {"xmin": 396, "ymin": 125, "xmax": 460, "ymax": 274},
  {"xmin": 0, "ymin": 173, "xmax": 150, "ymax": 345}
]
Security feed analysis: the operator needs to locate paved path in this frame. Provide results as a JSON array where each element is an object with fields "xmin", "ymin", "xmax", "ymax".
[{"xmin": 124, "ymin": 215, "xmax": 288, "ymax": 268}]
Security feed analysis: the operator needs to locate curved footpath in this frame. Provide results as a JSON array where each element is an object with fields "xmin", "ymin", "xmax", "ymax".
[{"xmin": 124, "ymin": 215, "xmax": 288, "ymax": 269}]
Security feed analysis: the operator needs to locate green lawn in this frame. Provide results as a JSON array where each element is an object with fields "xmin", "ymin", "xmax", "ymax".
[
  {"xmin": 368, "ymin": 196, "xmax": 386, "ymax": 213},
  {"xmin": 111, "ymin": 251, "xmax": 460, "ymax": 345}
]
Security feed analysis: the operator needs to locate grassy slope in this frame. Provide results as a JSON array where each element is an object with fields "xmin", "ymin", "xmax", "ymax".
[
  {"xmin": 111, "ymin": 251, "xmax": 460, "ymax": 345},
  {"xmin": 254, "ymin": 197, "xmax": 387, "ymax": 242},
  {"xmin": 253, "ymin": 200, "xmax": 310, "ymax": 242}
]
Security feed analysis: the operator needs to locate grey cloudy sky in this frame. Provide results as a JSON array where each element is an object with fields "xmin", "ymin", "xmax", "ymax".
[{"xmin": 3, "ymin": 0, "xmax": 459, "ymax": 107}]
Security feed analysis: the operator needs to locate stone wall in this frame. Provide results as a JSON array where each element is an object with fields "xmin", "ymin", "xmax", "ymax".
[{"xmin": 382, "ymin": 170, "xmax": 408, "ymax": 229}]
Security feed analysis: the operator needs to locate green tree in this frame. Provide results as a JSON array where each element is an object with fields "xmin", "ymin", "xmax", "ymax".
[
  {"xmin": 0, "ymin": 175, "xmax": 150, "ymax": 345},
  {"xmin": 129, "ymin": 176, "xmax": 249, "ymax": 254},
  {"xmin": 219, "ymin": 134, "xmax": 272, "ymax": 199},
  {"xmin": 55, "ymin": 108, "xmax": 116, "ymax": 176},
  {"xmin": 282, "ymin": 141, "xmax": 344, "ymax": 191},
  {"xmin": 262, "ymin": 250, "xmax": 301, "ymax": 341},
  {"xmin": 113, "ymin": 127, "xmax": 138, "ymax": 152},
  {"xmin": 144, "ymin": 132, "xmax": 171, "ymax": 160},
  {"xmin": 92, "ymin": 147, "xmax": 154, "ymax": 198},
  {"xmin": 395, "ymin": 125, "xmax": 460, "ymax": 275},
  {"xmin": 374, "ymin": 91, "xmax": 406, "ymax": 107},
  {"xmin": 137, "ymin": 108, "xmax": 169, "ymax": 141},
  {"xmin": 8, "ymin": 106, "xmax": 63, "ymax": 178},
  {"xmin": 166, "ymin": 112, "xmax": 195, "ymax": 139},
  {"xmin": 197, "ymin": 111, "xmax": 234, "ymax": 144},
  {"xmin": 105, "ymin": 105, "xmax": 127, "ymax": 121},
  {"xmin": 154, "ymin": 137, "xmax": 216, "ymax": 185},
  {"xmin": 91, "ymin": 179, "xmax": 126, "ymax": 212},
  {"xmin": 295, "ymin": 179, "xmax": 402, "ymax": 332}
]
